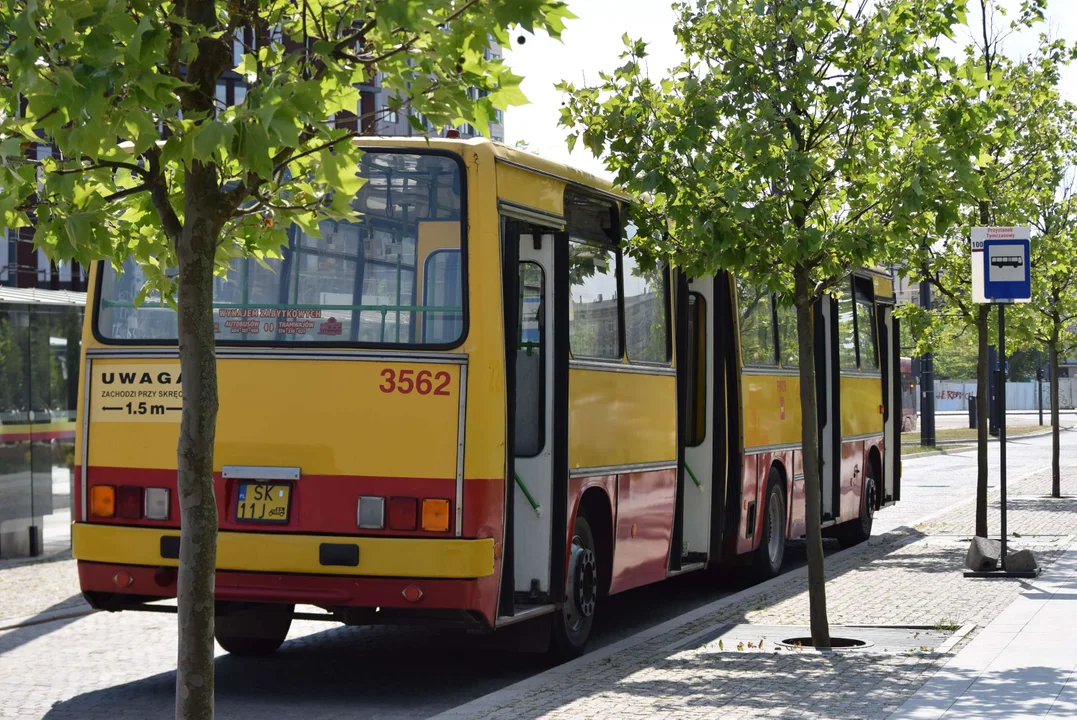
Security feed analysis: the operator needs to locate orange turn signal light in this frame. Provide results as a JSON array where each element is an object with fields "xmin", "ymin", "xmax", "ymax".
[
  {"xmin": 91, "ymin": 485, "xmax": 116, "ymax": 518},
  {"xmin": 421, "ymin": 499, "xmax": 450, "ymax": 532}
]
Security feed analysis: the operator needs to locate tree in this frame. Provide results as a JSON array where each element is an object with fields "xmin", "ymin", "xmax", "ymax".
[
  {"xmin": 898, "ymin": 0, "xmax": 1071, "ymax": 537},
  {"xmin": 0, "ymin": 1, "xmax": 572, "ymax": 717},
  {"xmin": 1012, "ymin": 160, "xmax": 1077, "ymax": 497},
  {"xmin": 558, "ymin": 0, "xmax": 961, "ymax": 647}
]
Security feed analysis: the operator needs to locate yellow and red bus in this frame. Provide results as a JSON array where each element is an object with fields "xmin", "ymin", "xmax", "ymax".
[{"xmin": 72, "ymin": 138, "xmax": 903, "ymax": 656}]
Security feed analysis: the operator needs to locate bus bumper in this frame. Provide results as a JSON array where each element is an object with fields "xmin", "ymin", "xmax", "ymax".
[{"xmin": 73, "ymin": 523, "xmax": 498, "ymax": 624}]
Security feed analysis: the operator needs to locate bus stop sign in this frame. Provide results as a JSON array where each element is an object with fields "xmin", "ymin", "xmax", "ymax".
[{"xmin": 972, "ymin": 227, "xmax": 1031, "ymax": 303}]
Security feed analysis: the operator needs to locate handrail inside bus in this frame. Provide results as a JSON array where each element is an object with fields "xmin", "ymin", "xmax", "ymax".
[
  {"xmin": 685, "ymin": 463, "xmax": 703, "ymax": 491},
  {"xmin": 514, "ymin": 472, "xmax": 542, "ymax": 517}
]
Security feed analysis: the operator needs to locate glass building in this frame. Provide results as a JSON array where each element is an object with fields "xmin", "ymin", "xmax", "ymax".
[{"xmin": 0, "ymin": 285, "xmax": 85, "ymax": 559}]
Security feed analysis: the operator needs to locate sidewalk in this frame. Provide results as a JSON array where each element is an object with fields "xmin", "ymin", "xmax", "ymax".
[
  {"xmin": 894, "ymin": 546, "xmax": 1077, "ymax": 719},
  {"xmin": 435, "ymin": 469, "xmax": 1077, "ymax": 720}
]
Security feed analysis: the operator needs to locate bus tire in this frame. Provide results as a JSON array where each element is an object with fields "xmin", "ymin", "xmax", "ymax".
[
  {"xmin": 838, "ymin": 466, "xmax": 876, "ymax": 548},
  {"xmin": 752, "ymin": 471, "xmax": 786, "ymax": 581},
  {"xmin": 552, "ymin": 514, "xmax": 598, "ymax": 660},
  {"xmin": 215, "ymin": 602, "xmax": 294, "ymax": 656}
]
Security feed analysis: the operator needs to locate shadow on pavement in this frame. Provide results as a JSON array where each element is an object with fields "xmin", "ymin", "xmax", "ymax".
[
  {"xmin": 37, "ymin": 535, "xmax": 896, "ymax": 720},
  {"xmin": 43, "ymin": 624, "xmax": 555, "ymax": 719},
  {"xmin": 0, "ymin": 595, "xmax": 91, "ymax": 657}
]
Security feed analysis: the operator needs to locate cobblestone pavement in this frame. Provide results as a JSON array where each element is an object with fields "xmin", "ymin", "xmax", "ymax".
[
  {"xmin": 0, "ymin": 554, "xmax": 85, "ymax": 624},
  {"xmin": 437, "ymin": 469, "xmax": 1077, "ymax": 720},
  {"xmin": 1, "ymin": 436, "xmax": 1073, "ymax": 719}
]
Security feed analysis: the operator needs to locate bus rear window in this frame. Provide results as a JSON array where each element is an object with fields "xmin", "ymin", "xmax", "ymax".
[{"xmin": 95, "ymin": 151, "xmax": 466, "ymax": 346}]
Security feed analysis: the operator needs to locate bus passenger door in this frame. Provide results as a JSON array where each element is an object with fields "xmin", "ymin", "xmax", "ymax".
[
  {"xmin": 816, "ymin": 296, "xmax": 840, "ymax": 523},
  {"xmin": 511, "ymin": 231, "xmax": 556, "ymax": 608},
  {"xmin": 878, "ymin": 304, "xmax": 900, "ymax": 505},
  {"xmin": 680, "ymin": 278, "xmax": 714, "ymax": 566}
]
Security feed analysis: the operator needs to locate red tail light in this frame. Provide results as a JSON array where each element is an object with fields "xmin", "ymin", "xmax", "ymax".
[
  {"xmin": 117, "ymin": 486, "xmax": 144, "ymax": 519},
  {"xmin": 389, "ymin": 497, "xmax": 418, "ymax": 530}
]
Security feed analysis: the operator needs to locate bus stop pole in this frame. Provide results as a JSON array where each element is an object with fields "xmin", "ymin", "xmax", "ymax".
[{"xmin": 998, "ymin": 303, "xmax": 1008, "ymax": 570}]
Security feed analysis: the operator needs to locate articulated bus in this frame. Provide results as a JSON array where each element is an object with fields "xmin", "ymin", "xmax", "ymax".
[{"xmin": 72, "ymin": 138, "xmax": 902, "ymax": 656}]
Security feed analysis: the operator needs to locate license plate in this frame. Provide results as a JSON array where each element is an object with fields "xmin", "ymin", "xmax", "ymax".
[{"xmin": 235, "ymin": 482, "xmax": 291, "ymax": 523}]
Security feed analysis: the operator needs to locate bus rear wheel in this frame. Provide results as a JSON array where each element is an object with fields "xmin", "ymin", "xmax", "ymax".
[
  {"xmin": 752, "ymin": 471, "xmax": 786, "ymax": 580},
  {"xmin": 552, "ymin": 514, "xmax": 598, "ymax": 660},
  {"xmin": 838, "ymin": 466, "xmax": 876, "ymax": 548},
  {"xmin": 215, "ymin": 602, "xmax": 294, "ymax": 656}
]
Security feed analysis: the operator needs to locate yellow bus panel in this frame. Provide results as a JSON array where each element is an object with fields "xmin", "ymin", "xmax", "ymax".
[
  {"xmin": 568, "ymin": 367, "xmax": 677, "ymax": 470},
  {"xmin": 495, "ymin": 162, "xmax": 565, "ymax": 220},
  {"xmin": 72, "ymin": 523, "xmax": 494, "ymax": 579},
  {"xmin": 840, "ymin": 374, "xmax": 884, "ymax": 438},
  {"xmin": 741, "ymin": 372, "xmax": 802, "ymax": 450},
  {"xmin": 87, "ymin": 357, "xmax": 461, "ymax": 478}
]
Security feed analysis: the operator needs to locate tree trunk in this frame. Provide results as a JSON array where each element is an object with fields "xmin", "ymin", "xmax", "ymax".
[
  {"xmin": 1050, "ymin": 328, "xmax": 1060, "ymax": 499},
  {"xmin": 174, "ymin": 161, "xmax": 223, "ymax": 720},
  {"xmin": 974, "ymin": 304, "xmax": 990, "ymax": 538},
  {"xmin": 794, "ymin": 266, "xmax": 830, "ymax": 648}
]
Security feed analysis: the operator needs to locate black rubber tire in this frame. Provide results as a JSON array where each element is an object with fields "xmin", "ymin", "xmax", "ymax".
[
  {"xmin": 215, "ymin": 602, "xmax": 294, "ymax": 656},
  {"xmin": 838, "ymin": 465, "xmax": 877, "ymax": 549},
  {"xmin": 751, "ymin": 470, "xmax": 786, "ymax": 581},
  {"xmin": 551, "ymin": 514, "xmax": 598, "ymax": 660}
]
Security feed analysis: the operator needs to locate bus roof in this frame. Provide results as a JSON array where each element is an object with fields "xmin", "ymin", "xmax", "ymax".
[{"xmin": 351, "ymin": 136, "xmax": 631, "ymax": 202}]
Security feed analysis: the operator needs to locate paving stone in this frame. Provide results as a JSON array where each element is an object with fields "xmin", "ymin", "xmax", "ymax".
[{"xmin": 4, "ymin": 464, "xmax": 1077, "ymax": 719}]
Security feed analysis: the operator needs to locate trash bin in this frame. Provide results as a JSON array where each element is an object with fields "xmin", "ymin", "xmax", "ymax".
[{"xmin": 968, "ymin": 395, "xmax": 977, "ymax": 429}]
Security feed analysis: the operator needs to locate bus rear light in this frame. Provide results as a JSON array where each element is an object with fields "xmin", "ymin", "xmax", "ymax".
[
  {"xmin": 90, "ymin": 486, "xmax": 116, "ymax": 518},
  {"xmin": 357, "ymin": 496, "xmax": 385, "ymax": 529},
  {"xmin": 389, "ymin": 497, "xmax": 418, "ymax": 530},
  {"xmin": 145, "ymin": 488, "xmax": 171, "ymax": 520},
  {"xmin": 117, "ymin": 486, "xmax": 144, "ymax": 519},
  {"xmin": 421, "ymin": 499, "xmax": 450, "ymax": 532}
]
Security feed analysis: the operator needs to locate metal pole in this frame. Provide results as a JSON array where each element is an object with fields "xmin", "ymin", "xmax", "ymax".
[
  {"xmin": 920, "ymin": 275, "xmax": 935, "ymax": 446},
  {"xmin": 999, "ymin": 303, "xmax": 1008, "ymax": 571},
  {"xmin": 1038, "ymin": 349, "xmax": 1044, "ymax": 426}
]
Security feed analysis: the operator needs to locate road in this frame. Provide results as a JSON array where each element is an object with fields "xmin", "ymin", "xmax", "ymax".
[{"xmin": 1, "ymin": 430, "xmax": 1073, "ymax": 719}]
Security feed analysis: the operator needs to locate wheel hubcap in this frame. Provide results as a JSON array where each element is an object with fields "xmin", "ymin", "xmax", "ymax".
[
  {"xmin": 565, "ymin": 535, "xmax": 596, "ymax": 631},
  {"xmin": 865, "ymin": 476, "xmax": 876, "ymax": 522},
  {"xmin": 767, "ymin": 491, "xmax": 783, "ymax": 565}
]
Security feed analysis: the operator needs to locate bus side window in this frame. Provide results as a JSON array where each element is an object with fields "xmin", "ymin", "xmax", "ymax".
[
  {"xmin": 516, "ymin": 262, "xmax": 545, "ymax": 457},
  {"xmin": 686, "ymin": 293, "xmax": 706, "ymax": 446},
  {"xmin": 775, "ymin": 293, "xmax": 798, "ymax": 368},
  {"xmin": 623, "ymin": 254, "xmax": 670, "ymax": 364},
  {"xmin": 837, "ymin": 289, "xmax": 858, "ymax": 370},
  {"xmin": 737, "ymin": 281, "xmax": 777, "ymax": 366},
  {"xmin": 568, "ymin": 241, "xmax": 621, "ymax": 360},
  {"xmin": 422, "ymin": 249, "xmax": 463, "ymax": 344},
  {"xmin": 854, "ymin": 278, "xmax": 878, "ymax": 371}
]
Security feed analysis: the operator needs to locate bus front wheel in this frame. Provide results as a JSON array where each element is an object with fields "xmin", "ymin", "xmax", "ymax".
[
  {"xmin": 552, "ymin": 514, "xmax": 598, "ymax": 660},
  {"xmin": 215, "ymin": 602, "xmax": 294, "ymax": 656}
]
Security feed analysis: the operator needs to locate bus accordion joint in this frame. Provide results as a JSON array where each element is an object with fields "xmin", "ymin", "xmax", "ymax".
[{"xmin": 514, "ymin": 472, "xmax": 542, "ymax": 517}]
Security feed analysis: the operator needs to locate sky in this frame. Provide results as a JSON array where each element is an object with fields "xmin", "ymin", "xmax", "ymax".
[{"xmin": 502, "ymin": 0, "xmax": 1077, "ymax": 180}]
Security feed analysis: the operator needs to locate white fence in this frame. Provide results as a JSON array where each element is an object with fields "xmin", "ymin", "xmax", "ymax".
[{"xmin": 925, "ymin": 379, "xmax": 1077, "ymax": 412}]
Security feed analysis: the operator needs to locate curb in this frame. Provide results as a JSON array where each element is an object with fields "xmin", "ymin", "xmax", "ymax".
[
  {"xmin": 427, "ymin": 529, "xmax": 927, "ymax": 720},
  {"xmin": 430, "ymin": 460, "xmax": 1056, "ymax": 720},
  {"xmin": 902, "ymin": 446, "xmax": 975, "ymax": 459},
  {"xmin": 0, "ymin": 606, "xmax": 95, "ymax": 632},
  {"xmin": 901, "ymin": 425, "xmax": 1076, "ymax": 450}
]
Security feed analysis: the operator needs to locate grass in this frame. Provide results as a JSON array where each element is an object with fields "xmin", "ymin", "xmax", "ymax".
[{"xmin": 902, "ymin": 425, "xmax": 1050, "ymax": 444}]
